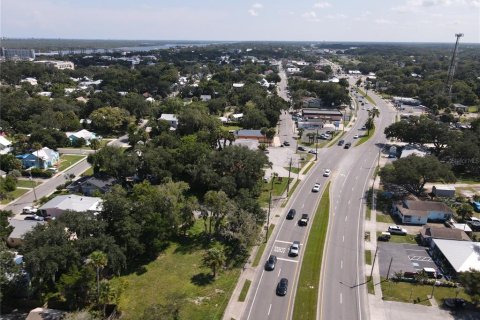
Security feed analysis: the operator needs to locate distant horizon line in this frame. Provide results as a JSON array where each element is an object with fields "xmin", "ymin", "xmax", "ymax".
[{"xmin": 2, "ymin": 37, "xmax": 479, "ymax": 45}]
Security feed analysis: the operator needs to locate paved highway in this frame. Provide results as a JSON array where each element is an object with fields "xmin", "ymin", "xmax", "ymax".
[
  {"xmin": 319, "ymin": 79, "xmax": 396, "ymax": 320},
  {"xmin": 243, "ymin": 65, "xmax": 396, "ymax": 319}
]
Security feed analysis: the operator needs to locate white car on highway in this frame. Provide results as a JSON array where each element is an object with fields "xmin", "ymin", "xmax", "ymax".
[
  {"xmin": 312, "ymin": 183, "xmax": 321, "ymax": 192},
  {"xmin": 353, "ymin": 134, "xmax": 359, "ymax": 139},
  {"xmin": 323, "ymin": 169, "xmax": 331, "ymax": 177}
]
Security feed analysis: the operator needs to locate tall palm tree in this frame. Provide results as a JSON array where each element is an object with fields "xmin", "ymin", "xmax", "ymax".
[
  {"xmin": 366, "ymin": 108, "xmax": 380, "ymax": 135},
  {"xmin": 88, "ymin": 250, "xmax": 108, "ymax": 303},
  {"xmin": 202, "ymin": 247, "xmax": 226, "ymax": 278}
]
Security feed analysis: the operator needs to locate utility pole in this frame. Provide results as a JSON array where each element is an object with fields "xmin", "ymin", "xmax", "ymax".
[
  {"xmin": 315, "ymin": 129, "xmax": 319, "ymax": 161},
  {"xmin": 386, "ymin": 257, "xmax": 393, "ymax": 280},
  {"xmin": 266, "ymin": 190, "xmax": 272, "ymax": 243},
  {"xmin": 445, "ymin": 33, "xmax": 464, "ymax": 98},
  {"xmin": 286, "ymin": 158, "xmax": 292, "ymax": 195},
  {"xmin": 370, "ymin": 246, "xmax": 378, "ymax": 280}
]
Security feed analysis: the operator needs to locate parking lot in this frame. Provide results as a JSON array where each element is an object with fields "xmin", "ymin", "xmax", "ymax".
[{"xmin": 378, "ymin": 243, "xmax": 438, "ymax": 277}]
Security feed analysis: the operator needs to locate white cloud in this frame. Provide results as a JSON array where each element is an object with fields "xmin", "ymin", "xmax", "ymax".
[
  {"xmin": 314, "ymin": 2, "xmax": 332, "ymax": 8},
  {"xmin": 248, "ymin": 3, "xmax": 263, "ymax": 16},
  {"xmin": 375, "ymin": 18, "xmax": 396, "ymax": 24},
  {"xmin": 302, "ymin": 11, "xmax": 319, "ymax": 22},
  {"xmin": 326, "ymin": 13, "xmax": 348, "ymax": 19},
  {"xmin": 252, "ymin": 3, "xmax": 263, "ymax": 9},
  {"xmin": 248, "ymin": 9, "xmax": 258, "ymax": 16}
]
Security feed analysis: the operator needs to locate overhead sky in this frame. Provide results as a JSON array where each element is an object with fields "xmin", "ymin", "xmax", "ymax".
[{"xmin": 1, "ymin": 0, "xmax": 479, "ymax": 43}]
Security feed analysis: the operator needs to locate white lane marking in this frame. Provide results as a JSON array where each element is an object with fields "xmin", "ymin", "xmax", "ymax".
[
  {"xmin": 278, "ymin": 268, "xmax": 282, "ymax": 277},
  {"xmin": 268, "ymin": 304, "xmax": 272, "ymax": 316},
  {"xmin": 340, "ymin": 293, "xmax": 343, "ymax": 304},
  {"xmin": 275, "ymin": 240, "xmax": 294, "ymax": 244},
  {"xmin": 335, "ymin": 206, "xmax": 337, "ymax": 211},
  {"xmin": 302, "ymin": 203, "xmax": 305, "ymax": 209},
  {"xmin": 277, "ymin": 257, "xmax": 299, "ymax": 263},
  {"xmin": 348, "ymin": 200, "xmax": 351, "ymax": 205},
  {"xmin": 343, "ymin": 235, "xmax": 345, "ymax": 242},
  {"xmin": 341, "ymin": 260, "xmax": 343, "ymax": 269},
  {"xmin": 345, "ymin": 216, "xmax": 348, "ymax": 222},
  {"xmin": 352, "ymin": 187, "xmax": 355, "ymax": 191}
]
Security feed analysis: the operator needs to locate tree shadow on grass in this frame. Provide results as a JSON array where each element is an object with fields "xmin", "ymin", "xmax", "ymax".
[
  {"xmin": 173, "ymin": 232, "xmax": 211, "ymax": 255},
  {"xmin": 191, "ymin": 273, "xmax": 214, "ymax": 286}
]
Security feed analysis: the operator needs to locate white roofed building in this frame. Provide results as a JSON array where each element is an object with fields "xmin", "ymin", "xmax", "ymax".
[
  {"xmin": 0, "ymin": 136, "xmax": 12, "ymax": 155},
  {"xmin": 431, "ymin": 239, "xmax": 480, "ymax": 278},
  {"xmin": 38, "ymin": 194, "xmax": 103, "ymax": 218}
]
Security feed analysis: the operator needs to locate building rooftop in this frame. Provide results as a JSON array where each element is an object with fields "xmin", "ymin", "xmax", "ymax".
[
  {"xmin": 421, "ymin": 225, "xmax": 470, "ymax": 241},
  {"xmin": 39, "ymin": 194, "xmax": 102, "ymax": 212},
  {"xmin": 405, "ymin": 200, "xmax": 453, "ymax": 213},
  {"xmin": 433, "ymin": 239, "xmax": 480, "ymax": 273},
  {"xmin": 8, "ymin": 219, "xmax": 45, "ymax": 240}
]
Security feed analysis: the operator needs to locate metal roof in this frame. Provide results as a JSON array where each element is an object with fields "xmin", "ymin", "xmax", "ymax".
[
  {"xmin": 433, "ymin": 239, "xmax": 480, "ymax": 273},
  {"xmin": 39, "ymin": 194, "xmax": 102, "ymax": 212}
]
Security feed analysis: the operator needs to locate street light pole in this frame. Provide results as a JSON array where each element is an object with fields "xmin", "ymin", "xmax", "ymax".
[{"xmin": 315, "ymin": 129, "xmax": 319, "ymax": 161}]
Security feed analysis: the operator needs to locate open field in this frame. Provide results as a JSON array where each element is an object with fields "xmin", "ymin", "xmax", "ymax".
[{"xmin": 58, "ymin": 155, "xmax": 86, "ymax": 171}]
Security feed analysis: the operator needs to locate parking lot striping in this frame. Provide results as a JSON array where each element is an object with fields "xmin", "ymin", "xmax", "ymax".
[
  {"xmin": 277, "ymin": 257, "xmax": 299, "ymax": 263},
  {"xmin": 348, "ymin": 200, "xmax": 351, "ymax": 205},
  {"xmin": 342, "ymin": 235, "xmax": 345, "ymax": 242},
  {"xmin": 301, "ymin": 203, "xmax": 305, "ymax": 209},
  {"xmin": 341, "ymin": 260, "xmax": 343, "ymax": 269},
  {"xmin": 406, "ymin": 249, "xmax": 427, "ymax": 252},
  {"xmin": 345, "ymin": 216, "xmax": 348, "ymax": 222},
  {"xmin": 340, "ymin": 293, "xmax": 343, "ymax": 304},
  {"xmin": 268, "ymin": 304, "xmax": 272, "ymax": 316},
  {"xmin": 278, "ymin": 269, "xmax": 282, "ymax": 277},
  {"xmin": 408, "ymin": 256, "xmax": 432, "ymax": 262}
]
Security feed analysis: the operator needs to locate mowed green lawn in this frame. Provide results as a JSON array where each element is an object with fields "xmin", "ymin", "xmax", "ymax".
[
  {"xmin": 0, "ymin": 188, "xmax": 29, "ymax": 204},
  {"xmin": 58, "ymin": 155, "xmax": 86, "ymax": 171},
  {"xmin": 111, "ymin": 222, "xmax": 241, "ymax": 320},
  {"xmin": 16, "ymin": 179, "xmax": 42, "ymax": 188}
]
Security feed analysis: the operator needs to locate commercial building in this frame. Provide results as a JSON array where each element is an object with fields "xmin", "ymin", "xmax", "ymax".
[
  {"xmin": 302, "ymin": 109, "xmax": 343, "ymax": 122},
  {"xmin": 1, "ymin": 47, "xmax": 35, "ymax": 61},
  {"xmin": 430, "ymin": 239, "xmax": 480, "ymax": 277},
  {"xmin": 38, "ymin": 194, "xmax": 103, "ymax": 218},
  {"xmin": 35, "ymin": 60, "xmax": 75, "ymax": 70}
]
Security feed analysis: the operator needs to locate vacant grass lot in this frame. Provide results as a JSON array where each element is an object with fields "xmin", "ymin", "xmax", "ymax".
[
  {"xmin": 111, "ymin": 222, "xmax": 241, "ymax": 320},
  {"xmin": 16, "ymin": 179, "xmax": 42, "ymax": 188},
  {"xmin": 58, "ymin": 155, "xmax": 86, "ymax": 171},
  {"xmin": 376, "ymin": 213, "xmax": 395, "ymax": 224},
  {"xmin": 293, "ymin": 182, "xmax": 330, "ymax": 320},
  {"xmin": 0, "ymin": 188, "xmax": 29, "ymax": 204},
  {"xmin": 381, "ymin": 278, "xmax": 471, "ymax": 306},
  {"xmin": 376, "ymin": 232, "xmax": 418, "ymax": 244},
  {"xmin": 259, "ymin": 178, "xmax": 292, "ymax": 206}
]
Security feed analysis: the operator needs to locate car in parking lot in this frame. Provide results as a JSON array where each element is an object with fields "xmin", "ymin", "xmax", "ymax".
[
  {"xmin": 323, "ymin": 169, "xmax": 331, "ymax": 177},
  {"xmin": 22, "ymin": 206, "xmax": 38, "ymax": 215},
  {"xmin": 276, "ymin": 278, "xmax": 288, "ymax": 296},
  {"xmin": 289, "ymin": 241, "xmax": 300, "ymax": 257},
  {"xmin": 286, "ymin": 208, "xmax": 296, "ymax": 220},
  {"xmin": 299, "ymin": 214, "xmax": 309, "ymax": 226},
  {"xmin": 338, "ymin": 140, "xmax": 345, "ymax": 146},
  {"xmin": 265, "ymin": 255, "xmax": 277, "ymax": 271},
  {"xmin": 344, "ymin": 142, "xmax": 352, "ymax": 149},
  {"xmin": 388, "ymin": 225, "xmax": 407, "ymax": 235},
  {"xmin": 467, "ymin": 220, "xmax": 480, "ymax": 231},
  {"xmin": 308, "ymin": 149, "xmax": 317, "ymax": 154},
  {"xmin": 312, "ymin": 183, "xmax": 321, "ymax": 192},
  {"xmin": 283, "ymin": 141, "xmax": 290, "ymax": 146},
  {"xmin": 443, "ymin": 298, "xmax": 466, "ymax": 309},
  {"xmin": 378, "ymin": 232, "xmax": 391, "ymax": 241},
  {"xmin": 24, "ymin": 215, "xmax": 44, "ymax": 221},
  {"xmin": 297, "ymin": 146, "xmax": 307, "ymax": 152}
]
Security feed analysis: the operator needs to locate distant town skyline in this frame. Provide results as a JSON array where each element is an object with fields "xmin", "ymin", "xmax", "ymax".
[{"xmin": 1, "ymin": 0, "xmax": 479, "ymax": 43}]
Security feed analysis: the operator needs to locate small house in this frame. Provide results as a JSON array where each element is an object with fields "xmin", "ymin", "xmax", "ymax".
[
  {"xmin": 393, "ymin": 200, "xmax": 454, "ymax": 225},
  {"xmin": 420, "ymin": 224, "xmax": 470, "ymax": 247},
  {"xmin": 17, "ymin": 147, "xmax": 60, "ymax": 169},
  {"xmin": 159, "ymin": 114, "xmax": 178, "ymax": 129},
  {"xmin": 234, "ymin": 129, "xmax": 267, "ymax": 141},
  {"xmin": 0, "ymin": 136, "xmax": 12, "ymax": 154},
  {"xmin": 67, "ymin": 175, "xmax": 117, "ymax": 196},
  {"xmin": 453, "ymin": 103, "xmax": 468, "ymax": 113},
  {"xmin": 200, "ymin": 95, "xmax": 212, "ymax": 102},
  {"xmin": 38, "ymin": 194, "xmax": 102, "ymax": 218},
  {"xmin": 432, "ymin": 185, "xmax": 456, "ymax": 198},
  {"xmin": 66, "ymin": 129, "xmax": 97, "ymax": 146},
  {"xmin": 7, "ymin": 219, "xmax": 45, "ymax": 247}
]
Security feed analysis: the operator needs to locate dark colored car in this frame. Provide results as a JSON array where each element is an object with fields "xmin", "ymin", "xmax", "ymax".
[
  {"xmin": 299, "ymin": 214, "xmax": 309, "ymax": 226},
  {"xmin": 265, "ymin": 255, "xmax": 277, "ymax": 271},
  {"xmin": 344, "ymin": 142, "xmax": 352, "ymax": 149},
  {"xmin": 24, "ymin": 215, "xmax": 44, "ymax": 221},
  {"xmin": 283, "ymin": 141, "xmax": 290, "ymax": 146},
  {"xmin": 286, "ymin": 209, "xmax": 296, "ymax": 220},
  {"xmin": 297, "ymin": 146, "xmax": 307, "ymax": 152},
  {"xmin": 443, "ymin": 298, "xmax": 466, "ymax": 309},
  {"xmin": 338, "ymin": 140, "xmax": 345, "ymax": 146},
  {"xmin": 468, "ymin": 220, "xmax": 480, "ymax": 231},
  {"xmin": 276, "ymin": 278, "xmax": 288, "ymax": 296}
]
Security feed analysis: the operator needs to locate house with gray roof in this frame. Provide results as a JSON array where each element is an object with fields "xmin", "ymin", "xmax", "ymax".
[
  {"xmin": 38, "ymin": 194, "xmax": 102, "ymax": 218},
  {"xmin": 7, "ymin": 219, "xmax": 45, "ymax": 247},
  {"xmin": 393, "ymin": 200, "xmax": 454, "ymax": 225},
  {"xmin": 67, "ymin": 175, "xmax": 117, "ymax": 196}
]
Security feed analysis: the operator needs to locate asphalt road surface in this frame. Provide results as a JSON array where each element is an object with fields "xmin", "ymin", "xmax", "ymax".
[{"xmin": 243, "ymin": 73, "xmax": 396, "ymax": 320}]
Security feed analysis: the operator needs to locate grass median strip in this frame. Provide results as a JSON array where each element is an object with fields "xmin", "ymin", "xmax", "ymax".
[
  {"xmin": 292, "ymin": 182, "xmax": 330, "ymax": 320},
  {"xmin": 238, "ymin": 279, "xmax": 251, "ymax": 302},
  {"xmin": 355, "ymin": 125, "xmax": 375, "ymax": 147}
]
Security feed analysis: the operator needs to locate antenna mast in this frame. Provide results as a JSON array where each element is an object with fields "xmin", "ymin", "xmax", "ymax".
[{"xmin": 445, "ymin": 33, "xmax": 464, "ymax": 98}]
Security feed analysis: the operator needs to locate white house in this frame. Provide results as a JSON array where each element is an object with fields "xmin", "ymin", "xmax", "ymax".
[
  {"xmin": 393, "ymin": 200, "xmax": 454, "ymax": 225},
  {"xmin": 159, "ymin": 114, "xmax": 178, "ymax": 129},
  {"xmin": 200, "ymin": 95, "xmax": 212, "ymax": 102},
  {"xmin": 38, "ymin": 194, "xmax": 103, "ymax": 218},
  {"xmin": 0, "ymin": 136, "xmax": 12, "ymax": 154},
  {"xmin": 20, "ymin": 77, "xmax": 38, "ymax": 86},
  {"xmin": 66, "ymin": 129, "xmax": 97, "ymax": 145}
]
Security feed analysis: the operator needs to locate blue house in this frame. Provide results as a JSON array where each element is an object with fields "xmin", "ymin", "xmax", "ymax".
[{"xmin": 16, "ymin": 147, "xmax": 60, "ymax": 169}]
